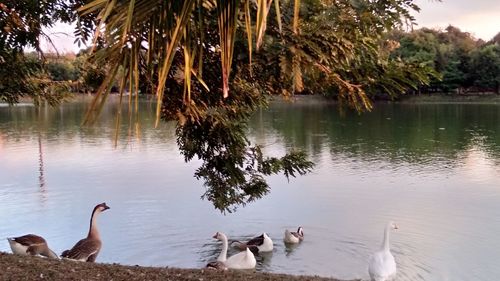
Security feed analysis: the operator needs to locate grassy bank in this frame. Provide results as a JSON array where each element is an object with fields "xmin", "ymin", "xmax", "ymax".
[{"xmin": 0, "ymin": 252, "xmax": 355, "ymax": 281}]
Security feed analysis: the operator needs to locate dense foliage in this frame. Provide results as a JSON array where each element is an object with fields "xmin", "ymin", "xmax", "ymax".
[
  {"xmin": 390, "ymin": 26, "xmax": 500, "ymax": 94},
  {"xmin": 94, "ymin": 0, "xmax": 434, "ymax": 211},
  {"xmin": 0, "ymin": 52, "xmax": 70, "ymax": 105},
  {"xmin": 0, "ymin": 0, "xmax": 83, "ymax": 104},
  {"xmin": 241, "ymin": 0, "xmax": 438, "ymax": 104}
]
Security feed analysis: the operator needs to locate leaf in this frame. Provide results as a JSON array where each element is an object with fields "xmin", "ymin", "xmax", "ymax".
[{"xmin": 216, "ymin": 0, "xmax": 241, "ymax": 98}]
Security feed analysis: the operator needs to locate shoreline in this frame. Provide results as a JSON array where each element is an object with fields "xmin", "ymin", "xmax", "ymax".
[
  {"xmin": 0, "ymin": 252, "xmax": 356, "ymax": 281},
  {"xmin": 269, "ymin": 93, "xmax": 500, "ymax": 106},
  {"xmin": 396, "ymin": 93, "xmax": 500, "ymax": 104},
  {"xmin": 3, "ymin": 92, "xmax": 500, "ymax": 107}
]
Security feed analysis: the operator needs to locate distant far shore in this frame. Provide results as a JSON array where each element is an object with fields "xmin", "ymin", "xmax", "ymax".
[
  {"xmin": 396, "ymin": 93, "xmax": 500, "ymax": 103},
  {"xmin": 286, "ymin": 91, "xmax": 500, "ymax": 104},
  {"xmin": 3, "ymin": 91, "xmax": 499, "ymax": 107},
  {"xmin": 0, "ymin": 252, "xmax": 355, "ymax": 281}
]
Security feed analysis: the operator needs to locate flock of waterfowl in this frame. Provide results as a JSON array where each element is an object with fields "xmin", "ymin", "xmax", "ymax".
[{"xmin": 6, "ymin": 202, "xmax": 399, "ymax": 281}]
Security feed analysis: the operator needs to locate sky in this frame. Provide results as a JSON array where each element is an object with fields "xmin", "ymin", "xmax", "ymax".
[
  {"xmin": 43, "ymin": 0, "xmax": 500, "ymax": 53},
  {"xmin": 413, "ymin": 0, "xmax": 500, "ymax": 41}
]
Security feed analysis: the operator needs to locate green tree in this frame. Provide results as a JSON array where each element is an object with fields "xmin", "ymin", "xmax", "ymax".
[
  {"xmin": 248, "ymin": 1, "xmax": 436, "ymax": 102},
  {"xmin": 390, "ymin": 28, "xmax": 440, "ymax": 67},
  {"xmin": 46, "ymin": 57, "xmax": 79, "ymax": 82},
  {"xmin": 470, "ymin": 44, "xmax": 500, "ymax": 93},
  {"xmin": 0, "ymin": 0, "xmax": 81, "ymax": 104},
  {"xmin": 389, "ymin": 25, "xmax": 500, "ymax": 93},
  {"xmin": 78, "ymin": 0, "xmax": 435, "ymax": 212}
]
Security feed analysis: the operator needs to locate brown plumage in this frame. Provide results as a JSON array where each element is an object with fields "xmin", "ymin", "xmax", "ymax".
[
  {"xmin": 11, "ymin": 234, "xmax": 46, "ymax": 246},
  {"xmin": 61, "ymin": 202, "xmax": 110, "ymax": 262},
  {"xmin": 206, "ymin": 261, "xmax": 228, "ymax": 271},
  {"xmin": 7, "ymin": 234, "xmax": 58, "ymax": 259}
]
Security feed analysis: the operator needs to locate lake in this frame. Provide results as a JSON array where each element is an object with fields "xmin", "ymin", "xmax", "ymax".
[{"xmin": 0, "ymin": 96, "xmax": 499, "ymax": 281}]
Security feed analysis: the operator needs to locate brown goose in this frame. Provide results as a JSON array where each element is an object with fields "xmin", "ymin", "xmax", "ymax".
[
  {"xmin": 61, "ymin": 202, "xmax": 110, "ymax": 262},
  {"xmin": 7, "ymin": 234, "xmax": 58, "ymax": 259}
]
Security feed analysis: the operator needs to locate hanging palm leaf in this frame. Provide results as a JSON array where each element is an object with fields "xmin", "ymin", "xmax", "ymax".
[
  {"xmin": 292, "ymin": 0, "xmax": 300, "ymax": 34},
  {"xmin": 255, "ymin": 0, "xmax": 272, "ymax": 50},
  {"xmin": 274, "ymin": 0, "xmax": 282, "ymax": 34},
  {"xmin": 244, "ymin": 0, "xmax": 253, "ymax": 75},
  {"xmin": 78, "ymin": 0, "xmax": 304, "ymax": 124},
  {"xmin": 216, "ymin": 0, "xmax": 241, "ymax": 98}
]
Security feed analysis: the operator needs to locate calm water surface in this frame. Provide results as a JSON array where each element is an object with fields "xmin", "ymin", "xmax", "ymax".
[{"xmin": 1, "ymin": 97, "xmax": 499, "ymax": 281}]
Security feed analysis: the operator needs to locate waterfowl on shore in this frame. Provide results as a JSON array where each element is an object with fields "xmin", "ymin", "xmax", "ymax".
[
  {"xmin": 368, "ymin": 221, "xmax": 398, "ymax": 281},
  {"xmin": 284, "ymin": 227, "xmax": 304, "ymax": 244},
  {"xmin": 207, "ymin": 232, "xmax": 256, "ymax": 270},
  {"xmin": 7, "ymin": 234, "xmax": 58, "ymax": 259},
  {"xmin": 231, "ymin": 232, "xmax": 273, "ymax": 253},
  {"xmin": 61, "ymin": 202, "xmax": 110, "ymax": 262}
]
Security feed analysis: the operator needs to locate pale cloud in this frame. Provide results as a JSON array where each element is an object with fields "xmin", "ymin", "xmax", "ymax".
[{"xmin": 413, "ymin": 0, "xmax": 500, "ymax": 40}]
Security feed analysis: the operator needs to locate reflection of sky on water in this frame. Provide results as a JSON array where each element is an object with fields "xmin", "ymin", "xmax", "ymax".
[{"xmin": 0, "ymin": 97, "xmax": 499, "ymax": 281}]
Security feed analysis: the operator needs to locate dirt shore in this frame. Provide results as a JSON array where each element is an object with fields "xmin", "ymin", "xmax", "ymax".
[{"xmin": 0, "ymin": 252, "xmax": 357, "ymax": 281}]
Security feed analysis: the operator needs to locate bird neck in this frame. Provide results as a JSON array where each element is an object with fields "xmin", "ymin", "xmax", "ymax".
[
  {"xmin": 381, "ymin": 224, "xmax": 391, "ymax": 252},
  {"xmin": 217, "ymin": 235, "xmax": 228, "ymax": 262},
  {"xmin": 87, "ymin": 209, "xmax": 101, "ymax": 239},
  {"xmin": 45, "ymin": 248, "xmax": 59, "ymax": 259}
]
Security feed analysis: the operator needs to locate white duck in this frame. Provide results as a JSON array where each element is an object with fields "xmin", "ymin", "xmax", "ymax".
[
  {"xmin": 7, "ymin": 234, "xmax": 58, "ymax": 259},
  {"xmin": 207, "ymin": 232, "xmax": 256, "ymax": 270},
  {"xmin": 232, "ymin": 232, "xmax": 273, "ymax": 253},
  {"xmin": 284, "ymin": 227, "xmax": 304, "ymax": 244},
  {"xmin": 368, "ymin": 221, "xmax": 398, "ymax": 281}
]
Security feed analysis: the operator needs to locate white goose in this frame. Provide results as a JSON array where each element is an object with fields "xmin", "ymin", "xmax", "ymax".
[
  {"xmin": 207, "ymin": 232, "xmax": 256, "ymax": 270},
  {"xmin": 368, "ymin": 221, "xmax": 398, "ymax": 281},
  {"xmin": 7, "ymin": 234, "xmax": 58, "ymax": 259},
  {"xmin": 284, "ymin": 227, "xmax": 304, "ymax": 244},
  {"xmin": 231, "ymin": 232, "xmax": 273, "ymax": 253}
]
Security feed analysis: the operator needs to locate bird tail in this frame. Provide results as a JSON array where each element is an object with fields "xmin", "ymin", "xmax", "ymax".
[{"xmin": 248, "ymin": 245, "xmax": 259, "ymax": 255}]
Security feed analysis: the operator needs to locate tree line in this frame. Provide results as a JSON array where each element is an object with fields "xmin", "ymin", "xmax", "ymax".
[
  {"xmin": 7, "ymin": 27, "xmax": 498, "ymax": 105},
  {"xmin": 390, "ymin": 26, "xmax": 500, "ymax": 94}
]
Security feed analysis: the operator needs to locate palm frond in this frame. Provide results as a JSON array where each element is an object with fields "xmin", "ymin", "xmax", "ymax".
[
  {"xmin": 244, "ymin": 0, "xmax": 253, "ymax": 75},
  {"xmin": 255, "ymin": 0, "xmax": 272, "ymax": 50},
  {"xmin": 274, "ymin": 0, "xmax": 282, "ymax": 34},
  {"xmin": 217, "ymin": 0, "xmax": 241, "ymax": 98},
  {"xmin": 292, "ymin": 0, "xmax": 300, "ymax": 34},
  {"xmin": 80, "ymin": 0, "xmax": 291, "ymax": 124}
]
